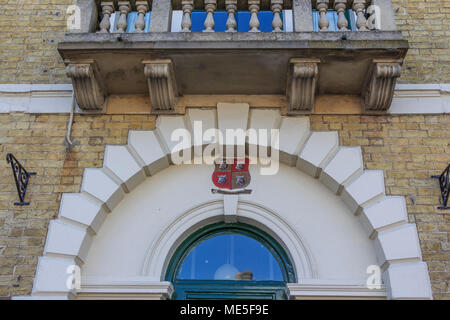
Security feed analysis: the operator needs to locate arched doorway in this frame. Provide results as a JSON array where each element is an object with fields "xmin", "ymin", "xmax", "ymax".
[
  {"xmin": 28, "ymin": 107, "xmax": 432, "ymax": 300},
  {"xmin": 165, "ymin": 222, "xmax": 295, "ymax": 300}
]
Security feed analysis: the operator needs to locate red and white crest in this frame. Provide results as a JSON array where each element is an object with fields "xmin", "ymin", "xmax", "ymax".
[{"xmin": 212, "ymin": 158, "xmax": 251, "ymax": 190}]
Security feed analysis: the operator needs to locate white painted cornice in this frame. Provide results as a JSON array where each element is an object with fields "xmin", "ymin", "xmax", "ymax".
[
  {"xmin": 390, "ymin": 83, "xmax": 450, "ymax": 114},
  {"xmin": 78, "ymin": 277, "xmax": 174, "ymax": 300},
  {"xmin": 287, "ymin": 280, "xmax": 387, "ymax": 299},
  {"xmin": 0, "ymin": 84, "xmax": 76, "ymax": 113}
]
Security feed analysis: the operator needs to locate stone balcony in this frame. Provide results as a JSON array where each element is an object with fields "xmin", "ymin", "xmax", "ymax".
[{"xmin": 61, "ymin": 0, "xmax": 408, "ymax": 114}]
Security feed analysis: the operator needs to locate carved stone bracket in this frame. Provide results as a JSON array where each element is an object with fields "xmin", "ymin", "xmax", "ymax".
[
  {"xmin": 142, "ymin": 59, "xmax": 179, "ymax": 114},
  {"xmin": 66, "ymin": 59, "xmax": 107, "ymax": 112},
  {"xmin": 362, "ymin": 59, "xmax": 403, "ymax": 112},
  {"xmin": 287, "ymin": 58, "xmax": 320, "ymax": 115}
]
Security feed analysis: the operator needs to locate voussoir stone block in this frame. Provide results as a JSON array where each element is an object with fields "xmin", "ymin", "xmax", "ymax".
[
  {"xmin": 360, "ymin": 196, "xmax": 408, "ymax": 239},
  {"xmin": 128, "ymin": 130, "xmax": 169, "ymax": 176},
  {"xmin": 103, "ymin": 145, "xmax": 146, "ymax": 193},
  {"xmin": 297, "ymin": 131, "xmax": 339, "ymax": 178},
  {"xmin": 44, "ymin": 220, "xmax": 92, "ymax": 263},
  {"xmin": 319, "ymin": 147, "xmax": 363, "ymax": 194},
  {"xmin": 59, "ymin": 193, "xmax": 106, "ymax": 234},
  {"xmin": 33, "ymin": 256, "xmax": 79, "ymax": 295},
  {"xmin": 185, "ymin": 108, "xmax": 217, "ymax": 163},
  {"xmin": 217, "ymin": 103, "xmax": 250, "ymax": 148},
  {"xmin": 277, "ymin": 117, "xmax": 310, "ymax": 166},
  {"xmin": 383, "ymin": 262, "xmax": 433, "ymax": 300},
  {"xmin": 216, "ymin": 103, "xmax": 250, "ymax": 159},
  {"xmin": 341, "ymin": 170, "xmax": 385, "ymax": 215},
  {"xmin": 248, "ymin": 109, "xmax": 282, "ymax": 148},
  {"xmin": 156, "ymin": 116, "xmax": 191, "ymax": 161},
  {"xmin": 186, "ymin": 108, "xmax": 217, "ymax": 147},
  {"xmin": 224, "ymin": 194, "xmax": 239, "ymax": 224},
  {"xmin": 81, "ymin": 168, "xmax": 125, "ymax": 211},
  {"xmin": 217, "ymin": 103, "xmax": 250, "ymax": 133},
  {"xmin": 375, "ymin": 224, "xmax": 422, "ymax": 267}
]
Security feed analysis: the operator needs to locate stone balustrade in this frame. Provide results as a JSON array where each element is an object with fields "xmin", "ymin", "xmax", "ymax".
[
  {"xmin": 64, "ymin": 0, "xmax": 406, "ymax": 115},
  {"xmin": 74, "ymin": 0, "xmax": 396, "ymax": 33},
  {"xmin": 96, "ymin": 1, "xmax": 152, "ymax": 33}
]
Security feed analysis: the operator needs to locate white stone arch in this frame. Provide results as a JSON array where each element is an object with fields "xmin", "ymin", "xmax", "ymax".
[
  {"xmin": 28, "ymin": 103, "xmax": 432, "ymax": 300},
  {"xmin": 142, "ymin": 200, "xmax": 316, "ymax": 282}
]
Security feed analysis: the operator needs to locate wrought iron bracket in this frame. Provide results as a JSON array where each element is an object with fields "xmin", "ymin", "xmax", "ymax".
[
  {"xmin": 6, "ymin": 153, "xmax": 36, "ymax": 206},
  {"xmin": 432, "ymin": 164, "xmax": 450, "ymax": 210}
]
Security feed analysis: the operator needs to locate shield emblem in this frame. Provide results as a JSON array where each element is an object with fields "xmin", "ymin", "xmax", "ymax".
[{"xmin": 212, "ymin": 158, "xmax": 251, "ymax": 190}]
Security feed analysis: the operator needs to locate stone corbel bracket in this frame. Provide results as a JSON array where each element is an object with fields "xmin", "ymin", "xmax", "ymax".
[
  {"xmin": 143, "ymin": 59, "xmax": 179, "ymax": 114},
  {"xmin": 362, "ymin": 59, "xmax": 403, "ymax": 112},
  {"xmin": 287, "ymin": 58, "xmax": 320, "ymax": 115},
  {"xmin": 65, "ymin": 59, "xmax": 107, "ymax": 112}
]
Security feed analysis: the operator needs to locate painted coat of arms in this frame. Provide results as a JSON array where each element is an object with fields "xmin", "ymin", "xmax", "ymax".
[{"xmin": 212, "ymin": 158, "xmax": 251, "ymax": 191}]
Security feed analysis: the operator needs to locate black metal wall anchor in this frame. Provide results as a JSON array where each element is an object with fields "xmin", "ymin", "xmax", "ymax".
[
  {"xmin": 432, "ymin": 164, "xmax": 450, "ymax": 210},
  {"xmin": 6, "ymin": 153, "xmax": 36, "ymax": 206}
]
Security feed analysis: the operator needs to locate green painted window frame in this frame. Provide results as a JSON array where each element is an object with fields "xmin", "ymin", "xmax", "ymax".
[{"xmin": 165, "ymin": 222, "xmax": 296, "ymax": 300}]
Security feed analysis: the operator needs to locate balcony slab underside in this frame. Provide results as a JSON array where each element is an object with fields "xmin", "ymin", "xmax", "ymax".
[{"xmin": 59, "ymin": 32, "xmax": 408, "ymax": 97}]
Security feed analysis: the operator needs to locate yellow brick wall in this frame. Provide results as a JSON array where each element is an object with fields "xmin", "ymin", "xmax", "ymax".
[
  {"xmin": 311, "ymin": 114, "xmax": 450, "ymax": 299},
  {"xmin": 0, "ymin": 113, "xmax": 156, "ymax": 297},
  {"xmin": 0, "ymin": 0, "xmax": 448, "ymax": 84},
  {"xmin": 392, "ymin": 0, "xmax": 450, "ymax": 83},
  {"xmin": 0, "ymin": 0, "xmax": 77, "ymax": 83},
  {"xmin": 0, "ymin": 113, "xmax": 448, "ymax": 299}
]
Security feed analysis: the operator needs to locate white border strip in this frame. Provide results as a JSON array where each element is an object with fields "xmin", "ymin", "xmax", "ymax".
[
  {"xmin": 0, "ymin": 83, "xmax": 448, "ymax": 114},
  {"xmin": 287, "ymin": 280, "xmax": 387, "ymax": 299},
  {"xmin": 390, "ymin": 83, "xmax": 450, "ymax": 114},
  {"xmin": 0, "ymin": 84, "xmax": 79, "ymax": 114}
]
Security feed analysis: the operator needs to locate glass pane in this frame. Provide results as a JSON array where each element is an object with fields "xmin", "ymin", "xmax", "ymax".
[
  {"xmin": 312, "ymin": 9, "xmax": 356, "ymax": 31},
  {"xmin": 191, "ymin": 11, "xmax": 206, "ymax": 32},
  {"xmin": 109, "ymin": 11, "xmax": 151, "ymax": 33},
  {"xmin": 172, "ymin": 10, "xmax": 292, "ymax": 32},
  {"xmin": 236, "ymin": 11, "xmax": 277, "ymax": 32},
  {"xmin": 126, "ymin": 12, "xmax": 138, "ymax": 32},
  {"xmin": 177, "ymin": 233, "xmax": 284, "ymax": 281},
  {"xmin": 283, "ymin": 10, "xmax": 293, "ymax": 32},
  {"xmin": 171, "ymin": 10, "xmax": 183, "ymax": 32},
  {"xmin": 191, "ymin": 11, "xmax": 227, "ymax": 32}
]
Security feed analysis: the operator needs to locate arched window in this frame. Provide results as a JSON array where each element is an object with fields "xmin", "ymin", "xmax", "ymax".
[{"xmin": 166, "ymin": 223, "xmax": 295, "ymax": 300}]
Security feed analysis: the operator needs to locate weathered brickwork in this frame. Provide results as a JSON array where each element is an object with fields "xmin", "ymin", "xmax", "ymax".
[
  {"xmin": 0, "ymin": 0, "xmax": 77, "ymax": 84},
  {"xmin": 0, "ymin": 113, "xmax": 156, "ymax": 297},
  {"xmin": 311, "ymin": 114, "xmax": 450, "ymax": 299},
  {"xmin": 392, "ymin": 0, "xmax": 450, "ymax": 83},
  {"xmin": 0, "ymin": 113, "xmax": 448, "ymax": 299},
  {"xmin": 0, "ymin": 0, "xmax": 448, "ymax": 84}
]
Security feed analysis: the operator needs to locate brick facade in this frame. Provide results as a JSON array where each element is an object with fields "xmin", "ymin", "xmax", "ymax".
[
  {"xmin": 0, "ymin": 113, "xmax": 156, "ymax": 297},
  {"xmin": 0, "ymin": 0, "xmax": 448, "ymax": 300},
  {"xmin": 392, "ymin": 0, "xmax": 450, "ymax": 83},
  {"xmin": 0, "ymin": 0, "xmax": 449, "ymax": 84},
  {"xmin": 0, "ymin": 113, "xmax": 448, "ymax": 298}
]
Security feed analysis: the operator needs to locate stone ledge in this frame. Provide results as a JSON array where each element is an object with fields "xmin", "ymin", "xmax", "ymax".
[{"xmin": 60, "ymin": 31, "xmax": 407, "ymax": 49}]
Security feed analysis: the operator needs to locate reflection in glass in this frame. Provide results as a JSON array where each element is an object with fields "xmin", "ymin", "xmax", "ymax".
[
  {"xmin": 312, "ymin": 9, "xmax": 357, "ymax": 31},
  {"xmin": 170, "ymin": 10, "xmax": 294, "ymax": 32},
  {"xmin": 177, "ymin": 234, "xmax": 283, "ymax": 281}
]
